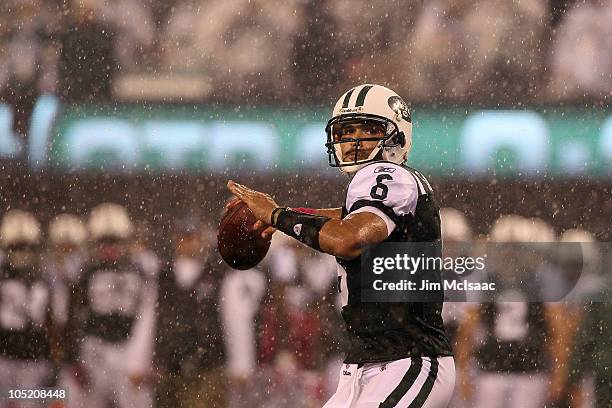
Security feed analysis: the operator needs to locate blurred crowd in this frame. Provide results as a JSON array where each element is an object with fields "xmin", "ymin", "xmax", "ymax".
[
  {"xmin": 0, "ymin": 203, "xmax": 609, "ymax": 408},
  {"xmin": 1, "ymin": 0, "xmax": 611, "ymax": 114}
]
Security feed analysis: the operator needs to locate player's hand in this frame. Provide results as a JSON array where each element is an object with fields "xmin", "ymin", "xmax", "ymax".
[
  {"xmin": 254, "ymin": 220, "xmax": 277, "ymax": 240},
  {"xmin": 226, "ymin": 197, "xmax": 276, "ymax": 238},
  {"xmin": 227, "ymin": 180, "xmax": 280, "ymax": 225},
  {"xmin": 225, "ymin": 196, "xmax": 242, "ymax": 210}
]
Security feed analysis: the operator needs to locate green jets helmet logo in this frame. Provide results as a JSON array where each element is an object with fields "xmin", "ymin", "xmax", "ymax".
[{"xmin": 387, "ymin": 96, "xmax": 411, "ymax": 122}]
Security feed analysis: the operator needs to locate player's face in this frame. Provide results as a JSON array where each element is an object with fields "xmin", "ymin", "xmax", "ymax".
[
  {"xmin": 332, "ymin": 121, "xmax": 386, "ymax": 161},
  {"xmin": 6, "ymin": 246, "xmax": 39, "ymax": 270},
  {"xmin": 55, "ymin": 242, "xmax": 77, "ymax": 256},
  {"xmin": 95, "ymin": 239, "xmax": 128, "ymax": 261}
]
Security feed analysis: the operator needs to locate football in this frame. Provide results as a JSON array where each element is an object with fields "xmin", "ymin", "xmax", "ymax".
[{"xmin": 218, "ymin": 200, "xmax": 271, "ymax": 270}]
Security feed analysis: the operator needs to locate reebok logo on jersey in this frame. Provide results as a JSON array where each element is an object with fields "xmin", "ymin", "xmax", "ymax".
[
  {"xmin": 293, "ymin": 224, "xmax": 302, "ymax": 236},
  {"xmin": 374, "ymin": 166, "xmax": 396, "ymax": 173},
  {"xmin": 343, "ymin": 370, "xmax": 352, "ymax": 376}
]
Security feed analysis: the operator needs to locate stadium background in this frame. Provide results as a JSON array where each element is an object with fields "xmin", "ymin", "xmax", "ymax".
[{"xmin": 0, "ymin": 0, "xmax": 610, "ymax": 407}]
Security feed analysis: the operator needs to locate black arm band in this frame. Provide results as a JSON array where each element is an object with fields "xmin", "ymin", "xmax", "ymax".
[{"xmin": 273, "ymin": 209, "xmax": 330, "ymax": 251}]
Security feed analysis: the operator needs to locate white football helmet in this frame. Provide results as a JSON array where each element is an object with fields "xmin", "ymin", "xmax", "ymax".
[
  {"xmin": 440, "ymin": 208, "xmax": 472, "ymax": 242},
  {"xmin": 88, "ymin": 203, "xmax": 132, "ymax": 241},
  {"xmin": 489, "ymin": 215, "xmax": 555, "ymax": 243},
  {"xmin": 559, "ymin": 228, "xmax": 600, "ymax": 271},
  {"xmin": 560, "ymin": 228, "xmax": 594, "ymax": 243},
  {"xmin": 0, "ymin": 209, "xmax": 41, "ymax": 247},
  {"xmin": 49, "ymin": 214, "xmax": 87, "ymax": 246},
  {"xmin": 524, "ymin": 218, "xmax": 556, "ymax": 243},
  {"xmin": 325, "ymin": 84, "xmax": 413, "ymax": 173},
  {"xmin": 489, "ymin": 215, "xmax": 530, "ymax": 242}
]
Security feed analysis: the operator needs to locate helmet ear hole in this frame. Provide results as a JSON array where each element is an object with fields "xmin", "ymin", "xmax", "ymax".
[{"xmin": 393, "ymin": 132, "xmax": 406, "ymax": 148}]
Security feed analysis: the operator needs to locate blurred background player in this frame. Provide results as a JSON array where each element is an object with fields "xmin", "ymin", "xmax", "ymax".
[
  {"xmin": 0, "ymin": 210, "xmax": 56, "ymax": 407},
  {"xmin": 45, "ymin": 213, "xmax": 89, "ymax": 406},
  {"xmin": 66, "ymin": 203, "xmax": 156, "ymax": 408},
  {"xmin": 439, "ymin": 207, "xmax": 473, "ymax": 408},
  {"xmin": 551, "ymin": 228, "xmax": 603, "ymax": 407},
  {"xmin": 220, "ymin": 253, "xmax": 266, "ymax": 408},
  {"xmin": 46, "ymin": 213, "xmax": 88, "ymax": 327},
  {"xmin": 455, "ymin": 215, "xmax": 567, "ymax": 408},
  {"xmin": 439, "ymin": 207, "xmax": 474, "ymax": 343},
  {"xmin": 154, "ymin": 218, "xmax": 226, "ymax": 408}
]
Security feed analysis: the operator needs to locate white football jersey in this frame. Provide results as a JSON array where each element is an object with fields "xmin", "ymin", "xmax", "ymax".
[{"xmin": 345, "ymin": 162, "xmax": 428, "ymax": 236}]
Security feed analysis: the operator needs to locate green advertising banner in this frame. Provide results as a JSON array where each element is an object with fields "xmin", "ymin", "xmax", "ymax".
[{"xmin": 1, "ymin": 99, "xmax": 611, "ymax": 177}]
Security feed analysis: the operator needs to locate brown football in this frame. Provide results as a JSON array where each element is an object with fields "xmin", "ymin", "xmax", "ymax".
[{"xmin": 218, "ymin": 200, "xmax": 271, "ymax": 270}]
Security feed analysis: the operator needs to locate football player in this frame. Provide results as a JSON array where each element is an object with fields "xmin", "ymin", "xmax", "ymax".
[
  {"xmin": 154, "ymin": 218, "xmax": 226, "ymax": 408},
  {"xmin": 439, "ymin": 208, "xmax": 473, "ymax": 408},
  {"xmin": 45, "ymin": 213, "xmax": 89, "ymax": 406},
  {"xmin": 46, "ymin": 213, "xmax": 88, "ymax": 326},
  {"xmin": 439, "ymin": 207, "xmax": 473, "ymax": 342},
  {"xmin": 0, "ymin": 210, "xmax": 57, "ymax": 406},
  {"xmin": 227, "ymin": 84, "xmax": 455, "ymax": 408},
  {"xmin": 66, "ymin": 203, "xmax": 156, "ymax": 408},
  {"xmin": 454, "ymin": 216, "xmax": 567, "ymax": 408}
]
